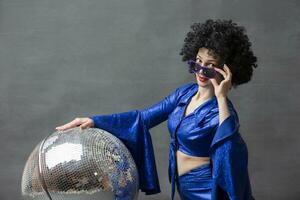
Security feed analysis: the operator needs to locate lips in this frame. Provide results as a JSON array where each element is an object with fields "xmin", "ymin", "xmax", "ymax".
[{"xmin": 198, "ymin": 75, "xmax": 208, "ymax": 81}]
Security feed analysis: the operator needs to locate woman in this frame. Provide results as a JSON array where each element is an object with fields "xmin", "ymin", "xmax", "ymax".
[{"xmin": 56, "ymin": 19, "xmax": 257, "ymax": 200}]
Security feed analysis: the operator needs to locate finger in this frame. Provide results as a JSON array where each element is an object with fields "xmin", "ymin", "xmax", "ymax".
[
  {"xmin": 223, "ymin": 64, "xmax": 232, "ymax": 79},
  {"xmin": 210, "ymin": 78, "xmax": 219, "ymax": 88},
  {"xmin": 219, "ymin": 81, "xmax": 225, "ymax": 88},
  {"xmin": 55, "ymin": 123, "xmax": 72, "ymax": 131},
  {"xmin": 224, "ymin": 64, "xmax": 231, "ymax": 73},
  {"xmin": 56, "ymin": 118, "xmax": 82, "ymax": 131},
  {"xmin": 220, "ymin": 65, "xmax": 232, "ymax": 82},
  {"xmin": 61, "ymin": 119, "xmax": 82, "ymax": 129},
  {"xmin": 80, "ymin": 121, "xmax": 91, "ymax": 130},
  {"xmin": 226, "ymin": 74, "xmax": 232, "ymax": 82},
  {"xmin": 223, "ymin": 77, "xmax": 232, "ymax": 89},
  {"xmin": 214, "ymin": 68, "xmax": 227, "ymax": 79},
  {"xmin": 224, "ymin": 69, "xmax": 232, "ymax": 82}
]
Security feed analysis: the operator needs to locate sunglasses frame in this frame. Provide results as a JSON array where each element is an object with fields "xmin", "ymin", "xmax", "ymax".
[{"xmin": 187, "ymin": 59, "xmax": 222, "ymax": 79}]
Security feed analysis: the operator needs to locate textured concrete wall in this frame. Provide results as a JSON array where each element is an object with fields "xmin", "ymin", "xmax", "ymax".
[{"xmin": 1, "ymin": 0, "xmax": 299, "ymax": 199}]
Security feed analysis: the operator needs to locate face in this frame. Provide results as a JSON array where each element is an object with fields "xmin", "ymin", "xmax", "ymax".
[{"xmin": 194, "ymin": 47, "xmax": 224, "ymax": 87}]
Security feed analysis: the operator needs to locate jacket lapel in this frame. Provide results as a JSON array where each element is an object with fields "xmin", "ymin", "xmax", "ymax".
[
  {"xmin": 171, "ymin": 85, "xmax": 217, "ymax": 134},
  {"xmin": 195, "ymin": 97, "xmax": 217, "ymax": 126},
  {"xmin": 170, "ymin": 86, "xmax": 198, "ymax": 134}
]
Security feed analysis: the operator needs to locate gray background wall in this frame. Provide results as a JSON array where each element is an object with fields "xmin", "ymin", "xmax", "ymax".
[{"xmin": 0, "ymin": 0, "xmax": 299, "ymax": 199}]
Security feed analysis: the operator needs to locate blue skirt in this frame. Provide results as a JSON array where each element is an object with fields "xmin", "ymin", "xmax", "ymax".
[{"xmin": 176, "ymin": 163, "xmax": 213, "ymax": 200}]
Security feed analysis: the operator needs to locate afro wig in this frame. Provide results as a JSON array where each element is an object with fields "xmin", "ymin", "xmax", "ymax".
[{"xmin": 179, "ymin": 19, "xmax": 258, "ymax": 88}]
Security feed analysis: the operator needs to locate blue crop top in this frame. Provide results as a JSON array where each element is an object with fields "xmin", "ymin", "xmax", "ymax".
[
  {"xmin": 167, "ymin": 83, "xmax": 219, "ymax": 157},
  {"xmin": 163, "ymin": 82, "xmax": 238, "ymax": 200}
]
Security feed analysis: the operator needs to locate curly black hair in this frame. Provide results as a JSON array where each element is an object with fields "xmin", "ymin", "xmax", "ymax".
[{"xmin": 179, "ymin": 19, "xmax": 258, "ymax": 88}]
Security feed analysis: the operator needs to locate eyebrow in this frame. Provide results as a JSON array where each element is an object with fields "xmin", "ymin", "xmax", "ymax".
[{"xmin": 196, "ymin": 55, "xmax": 217, "ymax": 62}]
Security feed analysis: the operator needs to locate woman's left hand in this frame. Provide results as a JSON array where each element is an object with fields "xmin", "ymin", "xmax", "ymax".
[{"xmin": 210, "ymin": 64, "xmax": 232, "ymax": 99}]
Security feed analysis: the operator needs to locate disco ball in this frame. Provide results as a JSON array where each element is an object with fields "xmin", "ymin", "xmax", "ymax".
[{"xmin": 21, "ymin": 127, "xmax": 139, "ymax": 200}]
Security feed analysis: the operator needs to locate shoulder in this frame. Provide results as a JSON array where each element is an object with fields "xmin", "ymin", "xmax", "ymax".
[{"xmin": 172, "ymin": 82, "xmax": 197, "ymax": 103}]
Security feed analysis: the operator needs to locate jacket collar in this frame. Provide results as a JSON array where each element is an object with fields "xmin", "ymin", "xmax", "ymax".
[
  {"xmin": 176, "ymin": 83, "xmax": 218, "ymax": 125},
  {"xmin": 177, "ymin": 83, "xmax": 198, "ymax": 106},
  {"xmin": 177, "ymin": 83, "xmax": 217, "ymax": 108}
]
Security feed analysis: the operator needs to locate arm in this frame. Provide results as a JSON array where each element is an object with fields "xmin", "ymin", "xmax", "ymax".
[
  {"xmin": 217, "ymin": 96, "xmax": 231, "ymax": 125},
  {"xmin": 88, "ymin": 82, "xmax": 195, "ymax": 195},
  {"xmin": 89, "ymin": 82, "xmax": 194, "ymax": 130},
  {"xmin": 90, "ymin": 91, "xmax": 177, "ymax": 131},
  {"xmin": 210, "ymin": 99, "xmax": 254, "ymax": 200},
  {"xmin": 139, "ymin": 90, "xmax": 178, "ymax": 129}
]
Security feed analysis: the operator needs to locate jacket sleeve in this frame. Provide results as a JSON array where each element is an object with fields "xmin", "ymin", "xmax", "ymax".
[
  {"xmin": 88, "ymin": 82, "xmax": 194, "ymax": 195},
  {"xmin": 209, "ymin": 100, "xmax": 255, "ymax": 200}
]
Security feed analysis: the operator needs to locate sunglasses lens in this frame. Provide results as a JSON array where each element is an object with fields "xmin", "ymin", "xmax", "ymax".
[
  {"xmin": 187, "ymin": 60, "xmax": 216, "ymax": 78},
  {"xmin": 202, "ymin": 68, "xmax": 215, "ymax": 78},
  {"xmin": 187, "ymin": 61, "xmax": 198, "ymax": 73}
]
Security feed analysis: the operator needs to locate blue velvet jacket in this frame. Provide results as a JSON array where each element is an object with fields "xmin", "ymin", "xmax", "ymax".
[{"xmin": 89, "ymin": 82, "xmax": 255, "ymax": 200}]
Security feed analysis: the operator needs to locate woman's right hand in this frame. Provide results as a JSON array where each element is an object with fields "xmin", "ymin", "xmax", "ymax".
[{"xmin": 55, "ymin": 117, "xmax": 95, "ymax": 131}]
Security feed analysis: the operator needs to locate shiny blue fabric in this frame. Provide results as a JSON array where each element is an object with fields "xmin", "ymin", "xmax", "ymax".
[
  {"xmin": 177, "ymin": 162, "xmax": 213, "ymax": 200},
  {"xmin": 90, "ymin": 82, "xmax": 255, "ymax": 200},
  {"xmin": 168, "ymin": 90, "xmax": 218, "ymax": 157}
]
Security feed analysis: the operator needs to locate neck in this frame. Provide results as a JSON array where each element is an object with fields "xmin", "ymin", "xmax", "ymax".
[{"xmin": 194, "ymin": 85, "xmax": 215, "ymax": 101}]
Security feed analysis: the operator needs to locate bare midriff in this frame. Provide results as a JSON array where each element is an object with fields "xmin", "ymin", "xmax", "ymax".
[{"xmin": 176, "ymin": 150, "xmax": 210, "ymax": 177}]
